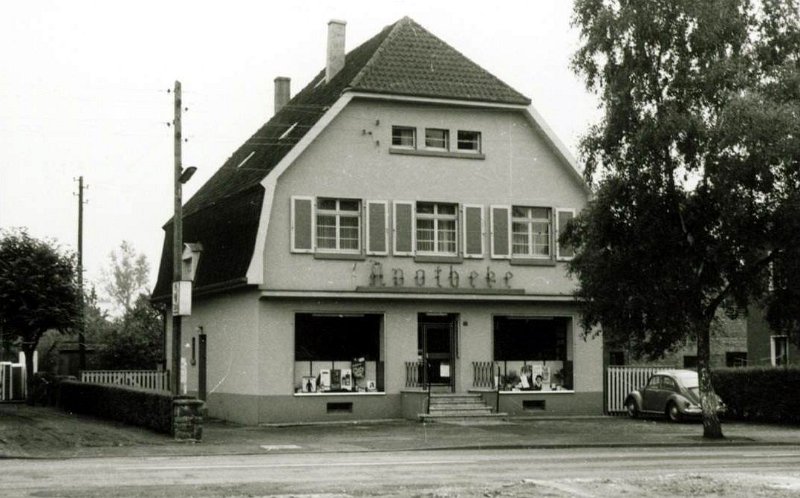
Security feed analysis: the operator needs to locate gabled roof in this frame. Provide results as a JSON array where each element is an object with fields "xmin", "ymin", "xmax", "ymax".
[
  {"xmin": 153, "ymin": 17, "xmax": 532, "ymax": 300},
  {"xmin": 348, "ymin": 17, "xmax": 530, "ymax": 105},
  {"xmin": 181, "ymin": 17, "xmax": 529, "ymax": 219}
]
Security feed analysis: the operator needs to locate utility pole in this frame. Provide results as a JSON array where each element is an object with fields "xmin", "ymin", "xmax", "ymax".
[
  {"xmin": 75, "ymin": 176, "xmax": 87, "ymax": 371},
  {"xmin": 172, "ymin": 80, "xmax": 183, "ymax": 396}
]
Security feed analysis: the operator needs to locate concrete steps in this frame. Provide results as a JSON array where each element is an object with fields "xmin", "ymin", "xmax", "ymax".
[{"xmin": 419, "ymin": 393, "xmax": 507, "ymax": 422}]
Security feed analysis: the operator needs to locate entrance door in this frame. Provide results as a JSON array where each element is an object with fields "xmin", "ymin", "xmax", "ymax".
[{"xmin": 418, "ymin": 315, "xmax": 456, "ymax": 391}]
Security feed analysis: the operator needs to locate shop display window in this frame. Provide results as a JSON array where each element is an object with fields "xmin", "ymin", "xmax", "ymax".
[
  {"xmin": 294, "ymin": 313, "xmax": 384, "ymax": 393},
  {"xmin": 493, "ymin": 316, "xmax": 573, "ymax": 391}
]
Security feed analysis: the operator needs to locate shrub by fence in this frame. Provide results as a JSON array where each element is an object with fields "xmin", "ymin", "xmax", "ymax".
[
  {"xmin": 58, "ymin": 380, "xmax": 173, "ymax": 435},
  {"xmin": 712, "ymin": 367, "xmax": 800, "ymax": 425}
]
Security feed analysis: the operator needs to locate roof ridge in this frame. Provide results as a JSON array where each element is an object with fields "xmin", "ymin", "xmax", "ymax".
[
  {"xmin": 347, "ymin": 17, "xmax": 530, "ymax": 105},
  {"xmin": 348, "ymin": 17, "xmax": 409, "ymax": 89}
]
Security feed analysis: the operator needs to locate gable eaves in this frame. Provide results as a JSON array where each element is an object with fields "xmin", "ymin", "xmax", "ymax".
[
  {"xmin": 244, "ymin": 93, "xmax": 355, "ymax": 285},
  {"xmin": 522, "ymin": 106, "xmax": 591, "ymax": 197}
]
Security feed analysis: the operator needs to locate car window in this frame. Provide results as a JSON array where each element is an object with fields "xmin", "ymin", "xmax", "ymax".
[
  {"xmin": 647, "ymin": 376, "xmax": 661, "ymax": 389},
  {"xmin": 662, "ymin": 377, "xmax": 677, "ymax": 391}
]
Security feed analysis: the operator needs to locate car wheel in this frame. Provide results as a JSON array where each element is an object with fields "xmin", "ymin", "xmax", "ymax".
[
  {"xmin": 625, "ymin": 398, "xmax": 639, "ymax": 419},
  {"xmin": 666, "ymin": 402, "xmax": 682, "ymax": 423}
]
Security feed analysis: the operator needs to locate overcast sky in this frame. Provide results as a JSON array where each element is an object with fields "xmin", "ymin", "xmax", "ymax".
[{"xmin": 0, "ymin": 0, "xmax": 599, "ymax": 301}]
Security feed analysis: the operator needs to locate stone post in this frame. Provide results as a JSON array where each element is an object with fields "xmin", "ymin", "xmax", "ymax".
[{"xmin": 172, "ymin": 396, "xmax": 204, "ymax": 441}]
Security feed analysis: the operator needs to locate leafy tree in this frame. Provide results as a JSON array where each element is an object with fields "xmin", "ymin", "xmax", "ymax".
[
  {"xmin": 95, "ymin": 295, "xmax": 164, "ymax": 370},
  {"xmin": 0, "ymin": 229, "xmax": 80, "ymax": 402},
  {"xmin": 102, "ymin": 241, "xmax": 149, "ymax": 316},
  {"xmin": 36, "ymin": 285, "xmax": 118, "ymax": 377},
  {"xmin": 568, "ymin": 0, "xmax": 800, "ymax": 438}
]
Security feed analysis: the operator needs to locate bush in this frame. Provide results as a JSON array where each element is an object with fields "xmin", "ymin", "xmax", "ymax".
[
  {"xmin": 712, "ymin": 367, "xmax": 800, "ymax": 425},
  {"xmin": 57, "ymin": 380, "xmax": 173, "ymax": 434}
]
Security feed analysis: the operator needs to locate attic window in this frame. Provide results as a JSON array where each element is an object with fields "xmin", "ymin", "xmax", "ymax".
[
  {"xmin": 391, "ymin": 126, "xmax": 415, "ymax": 148},
  {"xmin": 237, "ymin": 151, "xmax": 255, "ymax": 169},
  {"xmin": 279, "ymin": 122, "xmax": 298, "ymax": 140},
  {"xmin": 181, "ymin": 243, "xmax": 203, "ymax": 281}
]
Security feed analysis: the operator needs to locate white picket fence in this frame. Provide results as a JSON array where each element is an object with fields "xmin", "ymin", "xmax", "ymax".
[
  {"xmin": 606, "ymin": 366, "xmax": 679, "ymax": 414},
  {"xmin": 81, "ymin": 370, "xmax": 170, "ymax": 392}
]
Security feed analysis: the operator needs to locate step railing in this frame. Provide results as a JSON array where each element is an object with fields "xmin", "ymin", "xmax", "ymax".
[
  {"xmin": 81, "ymin": 370, "xmax": 170, "ymax": 392},
  {"xmin": 404, "ymin": 361, "xmax": 424, "ymax": 388},
  {"xmin": 472, "ymin": 361, "xmax": 497, "ymax": 388}
]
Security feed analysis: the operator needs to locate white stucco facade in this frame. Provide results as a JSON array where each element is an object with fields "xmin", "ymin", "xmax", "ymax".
[{"xmin": 166, "ymin": 96, "xmax": 603, "ymax": 425}]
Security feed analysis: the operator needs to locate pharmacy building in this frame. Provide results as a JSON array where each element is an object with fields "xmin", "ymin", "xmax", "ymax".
[{"xmin": 153, "ymin": 16, "xmax": 601, "ymax": 424}]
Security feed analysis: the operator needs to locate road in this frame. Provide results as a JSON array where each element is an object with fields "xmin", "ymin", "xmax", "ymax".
[{"xmin": 3, "ymin": 446, "xmax": 800, "ymax": 497}]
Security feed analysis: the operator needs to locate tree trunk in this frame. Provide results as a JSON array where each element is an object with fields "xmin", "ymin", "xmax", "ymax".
[
  {"xmin": 23, "ymin": 346, "xmax": 36, "ymax": 406},
  {"xmin": 697, "ymin": 321, "xmax": 724, "ymax": 439}
]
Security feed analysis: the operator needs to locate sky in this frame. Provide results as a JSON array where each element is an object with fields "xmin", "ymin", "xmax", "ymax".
[{"xmin": 0, "ymin": 0, "xmax": 600, "ymax": 302}]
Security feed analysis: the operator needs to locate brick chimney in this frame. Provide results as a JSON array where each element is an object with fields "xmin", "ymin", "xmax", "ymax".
[
  {"xmin": 274, "ymin": 76, "xmax": 290, "ymax": 114},
  {"xmin": 326, "ymin": 19, "xmax": 346, "ymax": 83}
]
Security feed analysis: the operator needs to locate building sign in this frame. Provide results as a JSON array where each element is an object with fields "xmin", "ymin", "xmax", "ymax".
[
  {"xmin": 172, "ymin": 281, "xmax": 192, "ymax": 316},
  {"xmin": 367, "ymin": 262, "xmax": 513, "ymax": 290}
]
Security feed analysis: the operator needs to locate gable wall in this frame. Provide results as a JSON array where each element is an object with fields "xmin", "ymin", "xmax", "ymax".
[{"xmin": 262, "ymin": 98, "xmax": 588, "ymax": 294}]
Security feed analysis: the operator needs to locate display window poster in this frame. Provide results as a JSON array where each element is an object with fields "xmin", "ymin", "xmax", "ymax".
[
  {"xmin": 319, "ymin": 369, "xmax": 331, "ymax": 391},
  {"xmin": 330, "ymin": 369, "xmax": 341, "ymax": 390},
  {"xmin": 352, "ymin": 358, "xmax": 366, "ymax": 379},
  {"xmin": 340, "ymin": 369, "xmax": 353, "ymax": 391},
  {"xmin": 302, "ymin": 376, "xmax": 317, "ymax": 393}
]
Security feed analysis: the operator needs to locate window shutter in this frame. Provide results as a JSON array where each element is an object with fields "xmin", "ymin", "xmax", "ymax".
[
  {"xmin": 462, "ymin": 204, "xmax": 484, "ymax": 258},
  {"xmin": 393, "ymin": 201, "xmax": 414, "ymax": 256},
  {"xmin": 291, "ymin": 196, "xmax": 314, "ymax": 253},
  {"xmin": 366, "ymin": 201, "xmax": 388, "ymax": 255},
  {"xmin": 490, "ymin": 205, "xmax": 511, "ymax": 259},
  {"xmin": 556, "ymin": 209, "xmax": 575, "ymax": 260}
]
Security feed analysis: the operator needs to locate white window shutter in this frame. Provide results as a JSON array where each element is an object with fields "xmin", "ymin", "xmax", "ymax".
[
  {"xmin": 556, "ymin": 208, "xmax": 576, "ymax": 260},
  {"xmin": 462, "ymin": 204, "xmax": 484, "ymax": 258},
  {"xmin": 290, "ymin": 196, "xmax": 314, "ymax": 253},
  {"xmin": 490, "ymin": 205, "xmax": 511, "ymax": 259},
  {"xmin": 366, "ymin": 200, "xmax": 389, "ymax": 256},
  {"xmin": 393, "ymin": 201, "xmax": 414, "ymax": 256}
]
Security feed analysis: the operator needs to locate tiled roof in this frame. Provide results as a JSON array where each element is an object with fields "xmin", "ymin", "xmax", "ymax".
[
  {"xmin": 349, "ymin": 18, "xmax": 530, "ymax": 105},
  {"xmin": 153, "ymin": 17, "xmax": 529, "ymax": 299}
]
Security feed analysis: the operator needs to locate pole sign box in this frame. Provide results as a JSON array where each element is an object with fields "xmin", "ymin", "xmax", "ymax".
[{"xmin": 172, "ymin": 281, "xmax": 192, "ymax": 316}]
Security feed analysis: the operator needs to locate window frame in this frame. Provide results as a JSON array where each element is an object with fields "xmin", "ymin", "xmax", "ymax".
[
  {"xmin": 293, "ymin": 312, "xmax": 385, "ymax": 395},
  {"xmin": 315, "ymin": 197, "xmax": 362, "ymax": 254},
  {"xmin": 511, "ymin": 206, "xmax": 553, "ymax": 260},
  {"xmin": 415, "ymin": 201, "xmax": 459, "ymax": 256},
  {"xmin": 456, "ymin": 130, "xmax": 481, "ymax": 153},
  {"xmin": 424, "ymin": 128, "xmax": 450, "ymax": 151},
  {"xmin": 771, "ymin": 335, "xmax": 789, "ymax": 367},
  {"xmin": 391, "ymin": 126, "xmax": 416, "ymax": 149}
]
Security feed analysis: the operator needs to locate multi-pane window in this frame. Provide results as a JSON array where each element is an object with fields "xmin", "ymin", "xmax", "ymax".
[
  {"xmin": 512, "ymin": 206, "xmax": 551, "ymax": 258},
  {"xmin": 457, "ymin": 130, "xmax": 481, "ymax": 152},
  {"xmin": 391, "ymin": 126, "xmax": 415, "ymax": 148},
  {"xmin": 416, "ymin": 202, "xmax": 457, "ymax": 255},
  {"xmin": 316, "ymin": 198, "xmax": 360, "ymax": 252},
  {"xmin": 425, "ymin": 128, "xmax": 449, "ymax": 150}
]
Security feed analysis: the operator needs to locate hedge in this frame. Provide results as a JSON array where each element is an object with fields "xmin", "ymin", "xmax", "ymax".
[
  {"xmin": 57, "ymin": 380, "xmax": 173, "ymax": 435},
  {"xmin": 712, "ymin": 367, "xmax": 800, "ymax": 425}
]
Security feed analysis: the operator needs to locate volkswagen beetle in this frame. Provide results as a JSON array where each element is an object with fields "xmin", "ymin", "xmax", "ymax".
[{"xmin": 624, "ymin": 370, "xmax": 726, "ymax": 422}]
